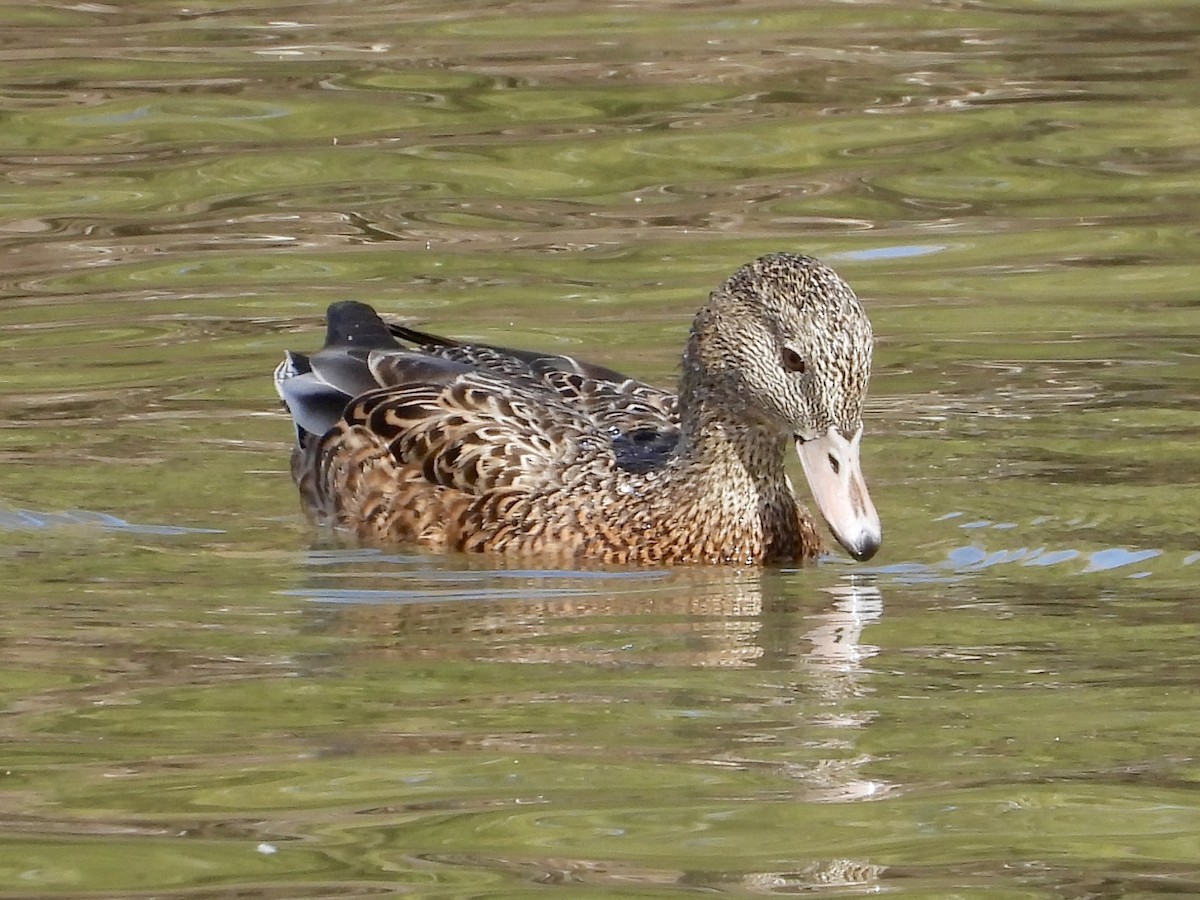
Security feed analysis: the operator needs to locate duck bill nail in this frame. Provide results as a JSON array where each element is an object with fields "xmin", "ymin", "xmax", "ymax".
[{"xmin": 795, "ymin": 427, "xmax": 882, "ymax": 562}]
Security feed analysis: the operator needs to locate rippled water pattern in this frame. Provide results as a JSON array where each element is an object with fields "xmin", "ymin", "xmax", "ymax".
[{"xmin": 2, "ymin": 1, "xmax": 1199, "ymax": 896}]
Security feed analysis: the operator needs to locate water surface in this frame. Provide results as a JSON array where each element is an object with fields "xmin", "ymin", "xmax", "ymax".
[{"xmin": 2, "ymin": 1, "xmax": 1199, "ymax": 896}]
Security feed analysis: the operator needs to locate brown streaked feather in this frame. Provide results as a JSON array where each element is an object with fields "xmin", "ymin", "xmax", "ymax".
[
  {"xmin": 346, "ymin": 372, "xmax": 592, "ymax": 496},
  {"xmin": 386, "ymin": 322, "xmax": 678, "ymax": 436}
]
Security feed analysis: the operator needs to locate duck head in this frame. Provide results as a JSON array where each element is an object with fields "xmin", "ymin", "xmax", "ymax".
[{"xmin": 683, "ymin": 252, "xmax": 882, "ymax": 562}]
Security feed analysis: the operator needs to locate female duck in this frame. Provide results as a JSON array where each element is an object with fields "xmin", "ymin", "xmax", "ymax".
[{"xmin": 274, "ymin": 252, "xmax": 881, "ymax": 566}]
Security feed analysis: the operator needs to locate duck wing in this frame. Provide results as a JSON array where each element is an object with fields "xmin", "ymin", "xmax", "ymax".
[
  {"xmin": 278, "ymin": 302, "xmax": 682, "ymax": 496},
  {"xmin": 344, "ymin": 358, "xmax": 593, "ymax": 495},
  {"xmin": 386, "ymin": 322, "xmax": 680, "ymax": 471}
]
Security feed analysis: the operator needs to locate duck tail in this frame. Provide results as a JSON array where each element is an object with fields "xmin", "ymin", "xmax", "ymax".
[
  {"xmin": 323, "ymin": 300, "xmax": 400, "ymax": 352},
  {"xmin": 275, "ymin": 302, "xmax": 401, "ymax": 442}
]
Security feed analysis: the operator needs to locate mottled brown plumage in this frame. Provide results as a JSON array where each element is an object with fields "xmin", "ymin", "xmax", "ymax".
[{"xmin": 274, "ymin": 252, "xmax": 882, "ymax": 566}]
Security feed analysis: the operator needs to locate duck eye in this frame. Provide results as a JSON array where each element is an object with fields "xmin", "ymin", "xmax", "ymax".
[{"xmin": 781, "ymin": 347, "xmax": 806, "ymax": 374}]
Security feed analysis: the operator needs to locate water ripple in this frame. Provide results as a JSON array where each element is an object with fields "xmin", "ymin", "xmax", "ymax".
[{"xmin": 0, "ymin": 507, "xmax": 222, "ymax": 535}]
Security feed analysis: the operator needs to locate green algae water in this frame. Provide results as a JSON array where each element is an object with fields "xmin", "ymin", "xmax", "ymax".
[{"xmin": 1, "ymin": 1, "xmax": 1199, "ymax": 896}]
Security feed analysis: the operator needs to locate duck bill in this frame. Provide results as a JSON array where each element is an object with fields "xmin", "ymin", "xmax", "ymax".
[{"xmin": 795, "ymin": 427, "xmax": 882, "ymax": 562}]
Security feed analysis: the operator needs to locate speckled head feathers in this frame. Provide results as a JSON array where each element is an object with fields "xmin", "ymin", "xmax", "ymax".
[{"xmin": 683, "ymin": 252, "xmax": 873, "ymax": 440}]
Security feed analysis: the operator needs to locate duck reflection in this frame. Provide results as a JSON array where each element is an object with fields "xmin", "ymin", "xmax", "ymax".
[
  {"xmin": 296, "ymin": 554, "xmax": 882, "ymax": 674},
  {"xmin": 294, "ymin": 556, "xmax": 889, "ymax": 892}
]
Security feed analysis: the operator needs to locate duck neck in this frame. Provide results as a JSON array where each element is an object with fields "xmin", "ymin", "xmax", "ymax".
[
  {"xmin": 647, "ymin": 398, "xmax": 807, "ymax": 565},
  {"xmin": 672, "ymin": 400, "xmax": 791, "ymax": 496},
  {"xmin": 672, "ymin": 328, "xmax": 791, "ymax": 500}
]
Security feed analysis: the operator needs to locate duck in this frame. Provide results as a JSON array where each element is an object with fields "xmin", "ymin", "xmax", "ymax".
[{"xmin": 273, "ymin": 252, "xmax": 881, "ymax": 566}]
